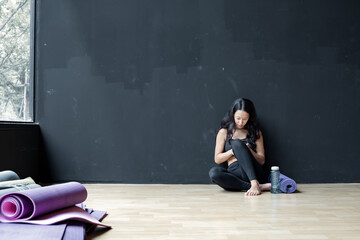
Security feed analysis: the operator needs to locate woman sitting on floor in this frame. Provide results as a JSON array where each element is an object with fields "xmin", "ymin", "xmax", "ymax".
[{"xmin": 209, "ymin": 98, "xmax": 271, "ymax": 196}]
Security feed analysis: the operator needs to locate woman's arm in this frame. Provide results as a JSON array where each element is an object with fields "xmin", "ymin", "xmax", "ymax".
[
  {"xmin": 214, "ymin": 128, "xmax": 235, "ymax": 164},
  {"xmin": 246, "ymin": 130, "xmax": 265, "ymax": 165}
]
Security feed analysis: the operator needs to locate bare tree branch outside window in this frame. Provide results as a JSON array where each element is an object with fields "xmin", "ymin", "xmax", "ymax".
[{"xmin": 0, "ymin": 0, "xmax": 33, "ymax": 122}]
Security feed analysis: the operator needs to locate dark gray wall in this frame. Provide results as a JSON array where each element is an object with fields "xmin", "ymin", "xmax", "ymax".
[
  {"xmin": 0, "ymin": 124, "xmax": 41, "ymax": 181},
  {"xmin": 36, "ymin": 0, "xmax": 360, "ymax": 183}
]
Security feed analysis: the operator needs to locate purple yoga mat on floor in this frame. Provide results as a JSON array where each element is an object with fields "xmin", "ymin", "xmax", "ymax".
[
  {"xmin": 0, "ymin": 182, "xmax": 86, "ymax": 221},
  {"xmin": 0, "ymin": 222, "xmax": 67, "ymax": 240},
  {"xmin": 0, "ymin": 207, "xmax": 108, "ymax": 240},
  {"xmin": 279, "ymin": 173, "xmax": 297, "ymax": 193},
  {"xmin": 0, "ymin": 182, "xmax": 110, "ymax": 228},
  {"xmin": 62, "ymin": 207, "xmax": 108, "ymax": 240},
  {"xmin": 62, "ymin": 221, "xmax": 86, "ymax": 240}
]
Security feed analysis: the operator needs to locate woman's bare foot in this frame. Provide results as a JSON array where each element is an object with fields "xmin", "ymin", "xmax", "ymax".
[{"xmin": 245, "ymin": 180, "xmax": 261, "ymax": 196}]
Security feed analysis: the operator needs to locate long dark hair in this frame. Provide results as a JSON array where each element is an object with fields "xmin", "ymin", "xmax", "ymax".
[{"xmin": 220, "ymin": 98, "xmax": 260, "ymax": 145}]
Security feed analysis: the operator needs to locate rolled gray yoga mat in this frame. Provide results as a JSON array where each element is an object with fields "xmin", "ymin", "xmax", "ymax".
[
  {"xmin": 0, "ymin": 177, "xmax": 36, "ymax": 187},
  {"xmin": 0, "ymin": 170, "xmax": 20, "ymax": 182},
  {"xmin": 0, "ymin": 177, "xmax": 40, "ymax": 197},
  {"xmin": 0, "ymin": 184, "xmax": 41, "ymax": 197}
]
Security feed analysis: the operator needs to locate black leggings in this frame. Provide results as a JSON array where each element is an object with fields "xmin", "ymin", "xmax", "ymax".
[{"xmin": 209, "ymin": 139, "xmax": 264, "ymax": 191}]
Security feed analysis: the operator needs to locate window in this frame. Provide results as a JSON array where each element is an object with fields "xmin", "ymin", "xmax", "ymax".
[{"xmin": 0, "ymin": 0, "xmax": 33, "ymax": 122}]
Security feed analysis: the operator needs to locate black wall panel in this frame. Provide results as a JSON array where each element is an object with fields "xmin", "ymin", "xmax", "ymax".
[
  {"xmin": 36, "ymin": 0, "xmax": 360, "ymax": 183},
  {"xmin": 0, "ymin": 124, "xmax": 41, "ymax": 181}
]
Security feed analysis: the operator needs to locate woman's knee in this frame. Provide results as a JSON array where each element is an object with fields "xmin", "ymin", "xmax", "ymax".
[
  {"xmin": 209, "ymin": 166, "xmax": 225, "ymax": 181},
  {"xmin": 231, "ymin": 139, "xmax": 247, "ymax": 151}
]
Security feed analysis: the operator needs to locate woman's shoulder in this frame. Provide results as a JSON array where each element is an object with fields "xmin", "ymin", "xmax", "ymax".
[
  {"xmin": 254, "ymin": 129, "xmax": 263, "ymax": 142},
  {"xmin": 217, "ymin": 128, "xmax": 228, "ymax": 140},
  {"xmin": 218, "ymin": 128, "xmax": 227, "ymax": 135}
]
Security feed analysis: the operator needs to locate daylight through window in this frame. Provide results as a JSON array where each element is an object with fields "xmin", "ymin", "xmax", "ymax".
[{"xmin": 0, "ymin": 0, "xmax": 33, "ymax": 122}]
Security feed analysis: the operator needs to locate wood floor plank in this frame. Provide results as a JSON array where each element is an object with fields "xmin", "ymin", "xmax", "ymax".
[{"xmin": 84, "ymin": 184, "xmax": 360, "ymax": 240}]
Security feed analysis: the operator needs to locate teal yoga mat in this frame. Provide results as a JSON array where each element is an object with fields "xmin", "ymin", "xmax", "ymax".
[{"xmin": 0, "ymin": 171, "xmax": 20, "ymax": 182}]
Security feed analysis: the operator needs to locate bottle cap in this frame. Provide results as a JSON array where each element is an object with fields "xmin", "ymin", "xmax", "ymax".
[{"xmin": 271, "ymin": 166, "xmax": 279, "ymax": 171}]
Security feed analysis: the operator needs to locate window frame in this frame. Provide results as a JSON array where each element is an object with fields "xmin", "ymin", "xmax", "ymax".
[{"xmin": 0, "ymin": 0, "xmax": 36, "ymax": 123}]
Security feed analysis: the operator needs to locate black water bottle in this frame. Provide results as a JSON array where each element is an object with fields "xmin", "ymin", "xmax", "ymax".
[{"xmin": 270, "ymin": 166, "xmax": 281, "ymax": 194}]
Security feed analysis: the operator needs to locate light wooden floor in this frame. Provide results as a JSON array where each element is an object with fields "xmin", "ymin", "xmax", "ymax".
[{"xmin": 84, "ymin": 184, "xmax": 360, "ymax": 240}]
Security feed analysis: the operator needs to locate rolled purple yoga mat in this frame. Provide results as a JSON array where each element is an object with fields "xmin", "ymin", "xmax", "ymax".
[
  {"xmin": 0, "ymin": 182, "xmax": 87, "ymax": 221},
  {"xmin": 279, "ymin": 173, "xmax": 297, "ymax": 193}
]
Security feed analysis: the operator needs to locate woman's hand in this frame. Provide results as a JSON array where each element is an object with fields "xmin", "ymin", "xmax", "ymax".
[
  {"xmin": 229, "ymin": 149, "xmax": 234, "ymax": 156},
  {"xmin": 246, "ymin": 135, "xmax": 265, "ymax": 165}
]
